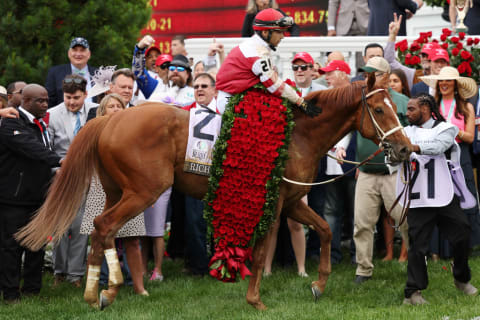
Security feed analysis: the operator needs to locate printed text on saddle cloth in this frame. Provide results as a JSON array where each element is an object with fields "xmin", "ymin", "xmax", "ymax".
[{"xmin": 184, "ymin": 108, "xmax": 222, "ymax": 176}]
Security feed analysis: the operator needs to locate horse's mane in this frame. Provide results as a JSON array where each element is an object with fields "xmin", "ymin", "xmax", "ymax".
[{"xmin": 305, "ymin": 81, "xmax": 364, "ymax": 110}]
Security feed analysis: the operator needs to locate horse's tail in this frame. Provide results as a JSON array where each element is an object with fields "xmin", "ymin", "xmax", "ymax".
[{"xmin": 16, "ymin": 116, "xmax": 109, "ymax": 251}]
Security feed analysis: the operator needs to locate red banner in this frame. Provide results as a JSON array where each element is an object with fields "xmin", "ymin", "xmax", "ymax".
[{"xmin": 141, "ymin": 0, "xmax": 329, "ymax": 54}]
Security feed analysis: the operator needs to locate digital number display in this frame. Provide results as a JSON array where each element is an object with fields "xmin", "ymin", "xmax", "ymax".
[{"xmin": 141, "ymin": 0, "xmax": 328, "ymax": 54}]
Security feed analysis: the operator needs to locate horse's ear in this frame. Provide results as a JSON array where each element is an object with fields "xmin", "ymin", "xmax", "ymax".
[{"xmin": 366, "ymin": 72, "xmax": 376, "ymax": 91}]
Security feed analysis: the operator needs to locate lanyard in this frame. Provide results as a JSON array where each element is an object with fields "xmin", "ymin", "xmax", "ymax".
[
  {"xmin": 476, "ymin": 89, "xmax": 480, "ymax": 116},
  {"xmin": 441, "ymin": 98, "xmax": 456, "ymax": 123}
]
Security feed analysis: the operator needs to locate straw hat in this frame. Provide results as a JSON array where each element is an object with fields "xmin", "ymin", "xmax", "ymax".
[
  {"xmin": 420, "ymin": 66, "xmax": 477, "ymax": 100},
  {"xmin": 88, "ymin": 65, "xmax": 116, "ymax": 99}
]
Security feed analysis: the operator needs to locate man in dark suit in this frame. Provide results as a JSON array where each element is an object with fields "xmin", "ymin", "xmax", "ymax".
[
  {"xmin": 45, "ymin": 37, "xmax": 97, "ymax": 108},
  {"xmin": 0, "ymin": 84, "xmax": 61, "ymax": 303},
  {"xmin": 367, "ymin": 0, "xmax": 423, "ymax": 36}
]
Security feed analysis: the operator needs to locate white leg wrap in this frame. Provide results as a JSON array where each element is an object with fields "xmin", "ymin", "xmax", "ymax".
[
  {"xmin": 84, "ymin": 265, "xmax": 101, "ymax": 306},
  {"xmin": 104, "ymin": 248, "xmax": 123, "ymax": 286}
]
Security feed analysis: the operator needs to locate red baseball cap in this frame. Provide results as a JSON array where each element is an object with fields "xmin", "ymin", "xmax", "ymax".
[
  {"xmin": 145, "ymin": 46, "xmax": 161, "ymax": 57},
  {"xmin": 421, "ymin": 42, "xmax": 440, "ymax": 56},
  {"xmin": 429, "ymin": 48, "xmax": 450, "ymax": 62},
  {"xmin": 292, "ymin": 52, "xmax": 314, "ymax": 65},
  {"xmin": 155, "ymin": 54, "xmax": 173, "ymax": 66},
  {"xmin": 319, "ymin": 60, "xmax": 351, "ymax": 75}
]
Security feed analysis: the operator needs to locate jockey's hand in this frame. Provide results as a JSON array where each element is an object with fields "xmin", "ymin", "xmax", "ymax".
[
  {"xmin": 335, "ymin": 147, "xmax": 346, "ymax": 164},
  {"xmin": 298, "ymin": 100, "xmax": 322, "ymax": 117}
]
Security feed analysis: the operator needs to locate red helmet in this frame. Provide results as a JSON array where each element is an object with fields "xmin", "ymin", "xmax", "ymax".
[{"xmin": 253, "ymin": 8, "xmax": 293, "ymax": 31}]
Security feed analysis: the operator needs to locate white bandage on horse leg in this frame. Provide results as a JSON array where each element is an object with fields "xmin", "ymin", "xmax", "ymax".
[
  {"xmin": 84, "ymin": 265, "xmax": 101, "ymax": 305},
  {"xmin": 104, "ymin": 248, "xmax": 124, "ymax": 286}
]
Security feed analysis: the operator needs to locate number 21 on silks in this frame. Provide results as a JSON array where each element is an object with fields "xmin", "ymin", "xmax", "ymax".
[{"xmin": 400, "ymin": 154, "xmax": 454, "ymax": 208}]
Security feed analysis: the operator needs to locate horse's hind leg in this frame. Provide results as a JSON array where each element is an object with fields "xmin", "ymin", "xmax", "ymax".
[
  {"xmin": 84, "ymin": 229, "xmax": 106, "ymax": 309},
  {"xmin": 94, "ymin": 191, "xmax": 157, "ymax": 310},
  {"xmin": 286, "ymin": 200, "xmax": 332, "ymax": 300},
  {"xmin": 246, "ymin": 197, "xmax": 284, "ymax": 310}
]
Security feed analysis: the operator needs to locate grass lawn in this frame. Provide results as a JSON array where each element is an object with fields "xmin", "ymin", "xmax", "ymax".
[{"xmin": 2, "ymin": 255, "xmax": 480, "ymax": 320}]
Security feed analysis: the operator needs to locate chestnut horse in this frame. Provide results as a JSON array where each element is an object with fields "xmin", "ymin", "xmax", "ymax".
[{"xmin": 17, "ymin": 73, "xmax": 412, "ymax": 310}]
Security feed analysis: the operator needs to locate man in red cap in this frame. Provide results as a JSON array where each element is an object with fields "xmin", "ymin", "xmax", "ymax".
[
  {"xmin": 153, "ymin": 54, "xmax": 173, "ymax": 95},
  {"xmin": 291, "ymin": 52, "xmax": 326, "ymax": 96},
  {"xmin": 319, "ymin": 60, "xmax": 351, "ymax": 88},
  {"xmin": 216, "ymin": 8, "xmax": 320, "ymax": 116},
  {"xmin": 411, "ymin": 48, "xmax": 450, "ymax": 96},
  {"xmin": 145, "ymin": 46, "xmax": 161, "ymax": 79},
  {"xmin": 385, "ymin": 13, "xmax": 443, "ymax": 92}
]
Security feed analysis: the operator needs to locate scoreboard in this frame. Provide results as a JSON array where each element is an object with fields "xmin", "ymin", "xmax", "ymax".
[{"xmin": 141, "ymin": 0, "xmax": 329, "ymax": 54}]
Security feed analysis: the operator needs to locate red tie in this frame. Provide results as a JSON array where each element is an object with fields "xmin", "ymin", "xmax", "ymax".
[{"xmin": 33, "ymin": 119, "xmax": 49, "ymax": 148}]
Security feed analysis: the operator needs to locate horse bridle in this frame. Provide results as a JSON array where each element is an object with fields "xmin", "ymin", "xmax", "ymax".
[
  {"xmin": 360, "ymin": 87, "xmax": 404, "ymax": 144},
  {"xmin": 283, "ymin": 87, "xmax": 405, "ymax": 187}
]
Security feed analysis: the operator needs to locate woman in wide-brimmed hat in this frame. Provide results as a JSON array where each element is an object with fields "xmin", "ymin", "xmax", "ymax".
[
  {"xmin": 421, "ymin": 66, "xmax": 480, "ymax": 251},
  {"xmin": 420, "ymin": 66, "xmax": 477, "ymax": 144}
]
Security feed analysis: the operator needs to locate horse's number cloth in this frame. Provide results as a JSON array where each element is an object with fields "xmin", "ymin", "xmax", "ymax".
[
  {"xmin": 184, "ymin": 108, "xmax": 222, "ymax": 176},
  {"xmin": 396, "ymin": 124, "xmax": 476, "ymax": 209}
]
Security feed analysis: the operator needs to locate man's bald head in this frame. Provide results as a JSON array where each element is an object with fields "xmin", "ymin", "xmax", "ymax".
[
  {"xmin": 327, "ymin": 51, "xmax": 345, "ymax": 63},
  {"xmin": 22, "ymin": 84, "xmax": 49, "ymax": 118}
]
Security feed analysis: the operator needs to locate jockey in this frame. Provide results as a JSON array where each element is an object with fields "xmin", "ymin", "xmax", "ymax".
[{"xmin": 215, "ymin": 8, "xmax": 321, "ymax": 116}]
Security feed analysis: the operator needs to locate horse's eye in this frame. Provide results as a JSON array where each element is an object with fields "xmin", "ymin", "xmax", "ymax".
[{"xmin": 374, "ymin": 107, "xmax": 383, "ymax": 114}]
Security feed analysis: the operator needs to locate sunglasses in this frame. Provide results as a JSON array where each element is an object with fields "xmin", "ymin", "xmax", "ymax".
[
  {"xmin": 160, "ymin": 63, "xmax": 170, "ymax": 70},
  {"xmin": 169, "ymin": 66, "xmax": 186, "ymax": 72},
  {"xmin": 63, "ymin": 78, "xmax": 86, "ymax": 84},
  {"xmin": 194, "ymin": 84, "xmax": 210, "ymax": 90},
  {"xmin": 292, "ymin": 64, "xmax": 312, "ymax": 72}
]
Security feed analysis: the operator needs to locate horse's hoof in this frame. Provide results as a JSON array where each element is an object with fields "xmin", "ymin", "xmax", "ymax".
[
  {"xmin": 99, "ymin": 290, "xmax": 111, "ymax": 310},
  {"xmin": 252, "ymin": 302, "xmax": 267, "ymax": 310},
  {"xmin": 311, "ymin": 284, "xmax": 323, "ymax": 301},
  {"xmin": 137, "ymin": 290, "xmax": 149, "ymax": 296}
]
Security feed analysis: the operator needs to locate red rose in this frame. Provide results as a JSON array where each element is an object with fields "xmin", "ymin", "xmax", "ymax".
[
  {"xmin": 457, "ymin": 42, "xmax": 463, "ymax": 49},
  {"xmin": 411, "ymin": 55, "xmax": 421, "ymax": 65},
  {"xmin": 451, "ymin": 36, "xmax": 459, "ymax": 43},
  {"xmin": 461, "ymin": 50, "xmax": 471, "ymax": 60},
  {"xmin": 458, "ymin": 61, "xmax": 472, "ymax": 76},
  {"xmin": 452, "ymin": 47, "xmax": 460, "ymax": 56},
  {"xmin": 440, "ymin": 34, "xmax": 447, "ymax": 42},
  {"xmin": 395, "ymin": 39, "xmax": 409, "ymax": 52},
  {"xmin": 442, "ymin": 28, "xmax": 452, "ymax": 36},
  {"xmin": 410, "ymin": 42, "xmax": 421, "ymax": 52},
  {"xmin": 467, "ymin": 38, "xmax": 474, "ymax": 46},
  {"xmin": 475, "ymin": 38, "xmax": 480, "ymax": 45},
  {"xmin": 442, "ymin": 42, "xmax": 449, "ymax": 49},
  {"xmin": 459, "ymin": 32, "xmax": 466, "ymax": 40}
]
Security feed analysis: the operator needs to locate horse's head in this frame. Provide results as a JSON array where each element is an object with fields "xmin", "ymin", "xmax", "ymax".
[{"xmin": 355, "ymin": 72, "xmax": 412, "ymax": 162}]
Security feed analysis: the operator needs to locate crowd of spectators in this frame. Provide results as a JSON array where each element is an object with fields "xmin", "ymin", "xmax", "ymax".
[{"xmin": 1, "ymin": 0, "xmax": 480, "ymax": 306}]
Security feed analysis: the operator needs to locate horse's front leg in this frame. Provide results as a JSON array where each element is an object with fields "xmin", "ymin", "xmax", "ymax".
[
  {"xmin": 246, "ymin": 196, "xmax": 284, "ymax": 310},
  {"xmin": 286, "ymin": 200, "xmax": 332, "ymax": 300}
]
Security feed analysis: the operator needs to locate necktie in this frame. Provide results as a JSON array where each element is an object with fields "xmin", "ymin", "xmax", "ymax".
[
  {"xmin": 73, "ymin": 112, "xmax": 81, "ymax": 136},
  {"xmin": 74, "ymin": 69, "xmax": 86, "ymax": 77},
  {"xmin": 33, "ymin": 119, "xmax": 49, "ymax": 148}
]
